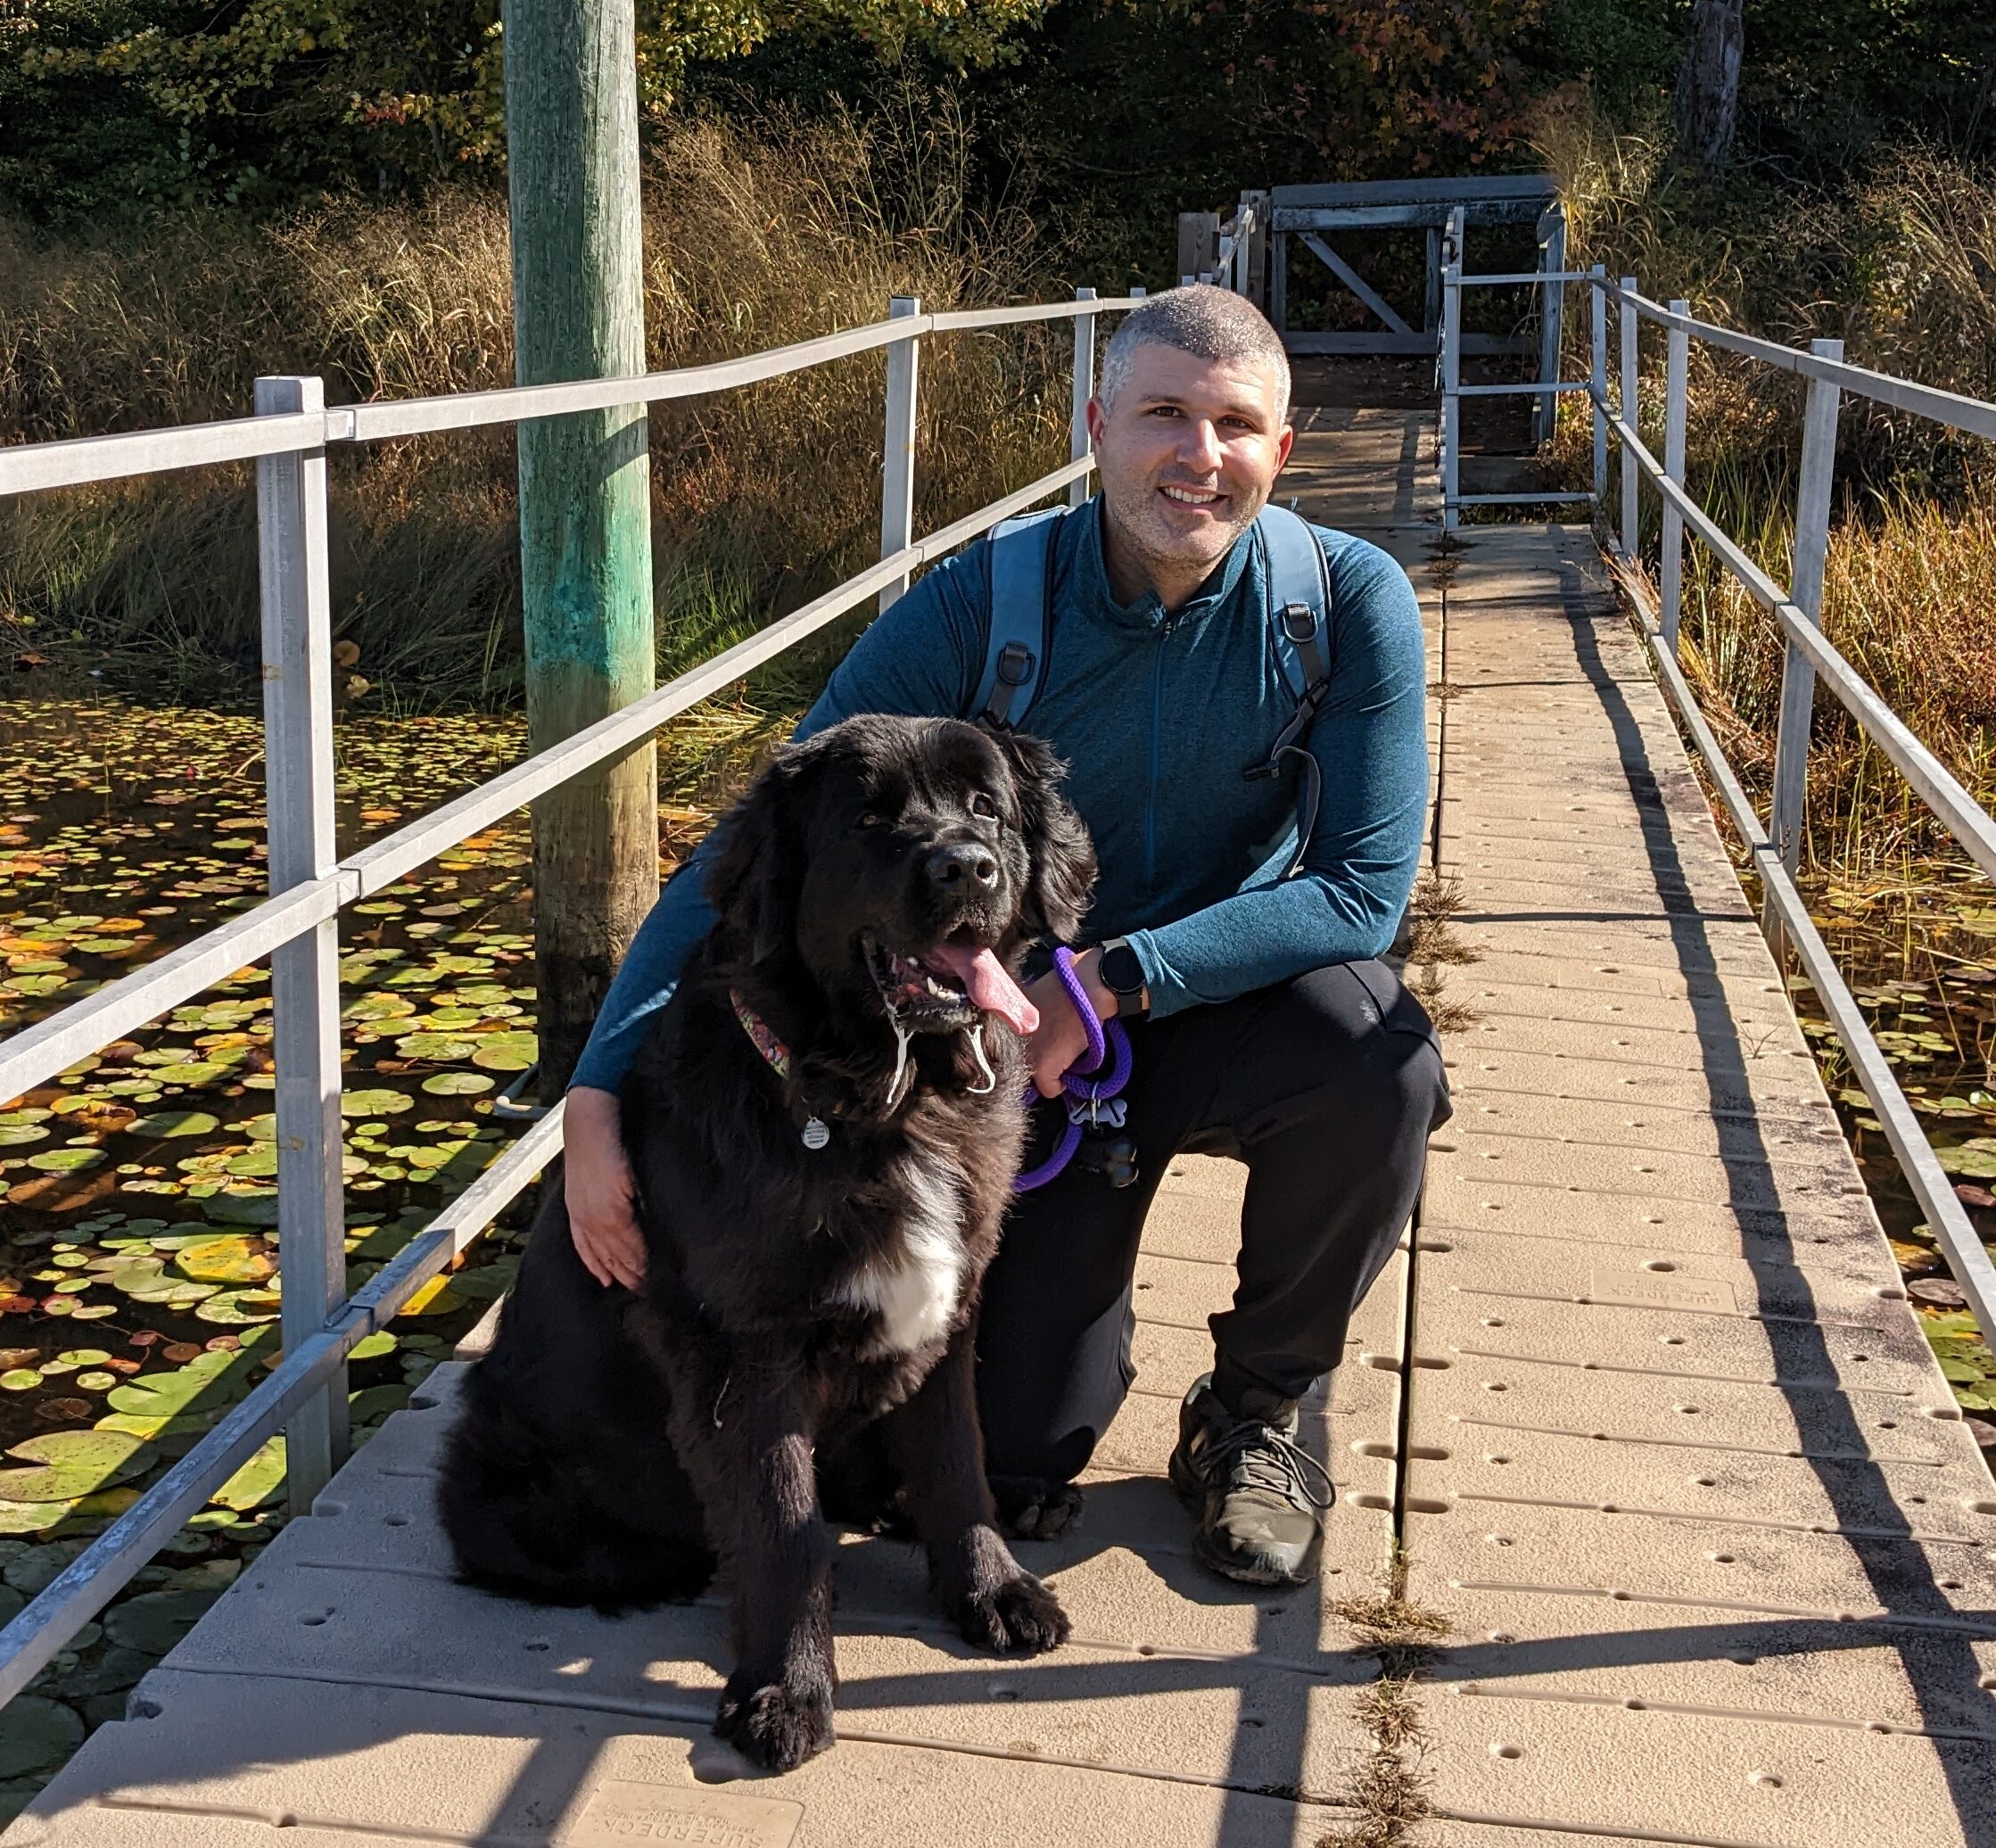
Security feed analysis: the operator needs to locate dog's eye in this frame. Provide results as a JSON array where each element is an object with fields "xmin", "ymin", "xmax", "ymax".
[
  {"xmin": 969, "ymin": 791, "xmax": 1000, "ymax": 821},
  {"xmin": 855, "ymin": 813, "xmax": 886, "ymax": 831}
]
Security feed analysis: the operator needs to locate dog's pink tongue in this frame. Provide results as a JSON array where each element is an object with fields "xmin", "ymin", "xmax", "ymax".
[{"xmin": 928, "ymin": 942, "xmax": 1038, "ymax": 1035}]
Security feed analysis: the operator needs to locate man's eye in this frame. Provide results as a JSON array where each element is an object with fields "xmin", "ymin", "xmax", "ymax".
[{"xmin": 969, "ymin": 791, "xmax": 999, "ymax": 820}]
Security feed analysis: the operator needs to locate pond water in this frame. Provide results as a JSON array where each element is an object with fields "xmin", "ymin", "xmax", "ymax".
[{"xmin": 0, "ymin": 688, "xmax": 734, "ymax": 1811}]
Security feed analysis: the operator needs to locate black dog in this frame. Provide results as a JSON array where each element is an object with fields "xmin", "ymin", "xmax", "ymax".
[{"xmin": 439, "ymin": 714, "xmax": 1097, "ymax": 1771}]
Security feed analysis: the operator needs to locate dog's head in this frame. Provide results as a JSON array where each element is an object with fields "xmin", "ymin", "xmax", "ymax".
[{"xmin": 706, "ymin": 714, "xmax": 1096, "ymax": 1035}]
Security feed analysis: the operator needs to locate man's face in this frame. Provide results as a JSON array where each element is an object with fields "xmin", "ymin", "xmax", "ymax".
[{"xmin": 1086, "ymin": 342, "xmax": 1295, "ymax": 593}]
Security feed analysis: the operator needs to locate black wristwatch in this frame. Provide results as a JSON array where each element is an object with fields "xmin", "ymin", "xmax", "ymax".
[{"xmin": 1097, "ymin": 937, "xmax": 1150, "ymax": 1017}]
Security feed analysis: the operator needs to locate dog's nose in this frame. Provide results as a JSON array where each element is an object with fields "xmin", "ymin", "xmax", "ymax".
[{"xmin": 927, "ymin": 842, "xmax": 998, "ymax": 890}]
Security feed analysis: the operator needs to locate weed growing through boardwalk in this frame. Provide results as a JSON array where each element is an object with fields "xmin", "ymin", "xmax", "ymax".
[
  {"xmin": 1406, "ymin": 873, "xmax": 1481, "ymax": 1035},
  {"xmin": 1325, "ymin": 1547, "xmax": 1451, "ymax": 1848}
]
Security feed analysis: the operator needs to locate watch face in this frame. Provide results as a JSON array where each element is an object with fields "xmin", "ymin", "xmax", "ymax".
[{"xmin": 1101, "ymin": 944, "xmax": 1142, "ymax": 996}]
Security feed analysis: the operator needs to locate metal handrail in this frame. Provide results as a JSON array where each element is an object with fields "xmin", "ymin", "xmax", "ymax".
[
  {"xmin": 0, "ymin": 295, "xmax": 1141, "ymax": 498},
  {"xmin": 1434, "ymin": 217, "xmax": 1996, "ymax": 1352},
  {"xmin": 1574, "ymin": 277, "xmax": 1996, "ymax": 1357},
  {"xmin": 0, "ymin": 291, "xmax": 1126, "ymax": 1709}
]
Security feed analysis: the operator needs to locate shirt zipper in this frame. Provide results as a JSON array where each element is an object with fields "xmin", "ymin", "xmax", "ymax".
[{"xmin": 1145, "ymin": 614, "xmax": 1175, "ymax": 885}]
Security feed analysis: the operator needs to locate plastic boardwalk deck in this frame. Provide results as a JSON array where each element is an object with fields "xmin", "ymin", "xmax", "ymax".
[{"xmin": 6, "ymin": 408, "xmax": 1992, "ymax": 1848}]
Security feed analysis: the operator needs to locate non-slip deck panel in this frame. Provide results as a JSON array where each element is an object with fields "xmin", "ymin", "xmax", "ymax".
[{"xmin": 1410, "ymin": 526, "xmax": 1996, "ymax": 1846}]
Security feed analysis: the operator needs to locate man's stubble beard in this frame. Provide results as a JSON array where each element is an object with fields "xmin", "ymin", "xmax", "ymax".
[{"xmin": 1100, "ymin": 469, "xmax": 1267, "ymax": 600}]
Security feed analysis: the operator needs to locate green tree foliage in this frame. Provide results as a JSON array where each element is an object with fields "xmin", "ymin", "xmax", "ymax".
[{"xmin": 0, "ymin": 0, "xmax": 1043, "ymax": 219}]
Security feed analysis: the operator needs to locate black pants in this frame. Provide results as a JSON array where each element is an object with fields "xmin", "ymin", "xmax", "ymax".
[{"xmin": 975, "ymin": 959, "xmax": 1453, "ymax": 1487}]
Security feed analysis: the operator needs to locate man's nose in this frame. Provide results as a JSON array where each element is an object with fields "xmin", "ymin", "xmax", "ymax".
[
  {"xmin": 1180, "ymin": 418, "xmax": 1224, "ymax": 470},
  {"xmin": 926, "ymin": 842, "xmax": 998, "ymax": 892}
]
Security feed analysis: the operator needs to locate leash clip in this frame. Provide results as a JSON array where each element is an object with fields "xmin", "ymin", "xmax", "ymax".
[{"xmin": 1068, "ymin": 1092, "xmax": 1127, "ymax": 1130}]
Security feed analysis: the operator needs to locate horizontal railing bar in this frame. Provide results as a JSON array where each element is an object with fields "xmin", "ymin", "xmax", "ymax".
[
  {"xmin": 344, "ymin": 453, "xmax": 1091, "ymax": 896},
  {"xmin": 0, "ymin": 455, "xmax": 1093, "ymax": 1106},
  {"xmin": 0, "ymin": 298, "xmax": 1140, "ymax": 497},
  {"xmin": 0, "ymin": 411, "xmax": 328, "ymax": 499},
  {"xmin": 1609, "ymin": 552, "xmax": 1996, "ymax": 1354},
  {"xmin": 0, "ymin": 1104, "xmax": 564, "ymax": 1711},
  {"xmin": 1600, "ymin": 284, "xmax": 1996, "ymax": 443},
  {"xmin": 1453, "ymin": 491, "xmax": 1597, "ymax": 505},
  {"xmin": 1447, "ymin": 381, "xmax": 1590, "ymax": 397},
  {"xmin": 1456, "ymin": 269, "xmax": 1595, "ymax": 287},
  {"xmin": 0, "ymin": 879, "xmax": 349, "ymax": 1108},
  {"xmin": 1607, "ymin": 407, "xmax": 1996, "ymax": 886}
]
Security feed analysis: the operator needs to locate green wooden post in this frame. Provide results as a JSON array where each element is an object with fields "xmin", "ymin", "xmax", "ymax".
[{"xmin": 503, "ymin": 0, "xmax": 658, "ymax": 1091}]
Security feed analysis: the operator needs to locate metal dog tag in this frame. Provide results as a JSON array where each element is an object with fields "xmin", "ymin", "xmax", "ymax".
[{"xmin": 801, "ymin": 1116, "xmax": 831, "ymax": 1151}]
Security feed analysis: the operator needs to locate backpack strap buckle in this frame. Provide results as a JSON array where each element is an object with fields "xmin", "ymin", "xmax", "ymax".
[{"xmin": 1279, "ymin": 600, "xmax": 1319, "ymax": 647}]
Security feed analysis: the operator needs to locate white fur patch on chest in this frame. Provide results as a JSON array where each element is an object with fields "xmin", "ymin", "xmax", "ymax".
[{"xmin": 831, "ymin": 1150, "xmax": 965, "ymax": 1356}]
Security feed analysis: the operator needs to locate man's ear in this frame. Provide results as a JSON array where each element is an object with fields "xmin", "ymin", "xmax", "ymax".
[
  {"xmin": 704, "ymin": 750, "xmax": 805, "ymax": 965},
  {"xmin": 992, "ymin": 728, "xmax": 1097, "ymax": 945}
]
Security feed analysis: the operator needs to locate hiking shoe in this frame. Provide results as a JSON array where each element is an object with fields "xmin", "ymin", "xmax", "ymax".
[{"xmin": 1167, "ymin": 1372, "xmax": 1334, "ymax": 1587}]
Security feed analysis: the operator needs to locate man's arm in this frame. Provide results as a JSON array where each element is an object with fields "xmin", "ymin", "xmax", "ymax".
[
  {"xmin": 1124, "ymin": 536, "xmax": 1428, "ymax": 1015},
  {"xmin": 564, "ymin": 542, "xmax": 992, "ymax": 1098}
]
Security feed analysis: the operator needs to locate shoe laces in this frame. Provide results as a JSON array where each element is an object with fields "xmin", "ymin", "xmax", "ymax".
[{"xmin": 1199, "ymin": 1415, "xmax": 1336, "ymax": 1512}]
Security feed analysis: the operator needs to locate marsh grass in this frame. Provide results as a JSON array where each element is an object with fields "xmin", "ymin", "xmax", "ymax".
[{"xmin": 0, "ymin": 106, "xmax": 1072, "ymax": 707}]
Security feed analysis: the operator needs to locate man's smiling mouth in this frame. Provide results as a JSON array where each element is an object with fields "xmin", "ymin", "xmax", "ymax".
[{"xmin": 1160, "ymin": 484, "xmax": 1224, "ymax": 507}]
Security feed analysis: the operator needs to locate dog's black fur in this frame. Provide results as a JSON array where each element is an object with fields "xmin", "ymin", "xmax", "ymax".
[{"xmin": 438, "ymin": 714, "xmax": 1096, "ymax": 1772}]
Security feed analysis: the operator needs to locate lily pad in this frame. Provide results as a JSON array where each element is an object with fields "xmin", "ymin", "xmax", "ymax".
[
  {"xmin": 24, "ymin": 1149, "xmax": 103, "ymax": 1174},
  {"xmin": 0, "ymin": 1696, "xmax": 83, "ymax": 1778},
  {"xmin": 211, "ymin": 1437, "xmax": 285, "ymax": 1513},
  {"xmin": 0, "ymin": 1501, "xmax": 76, "ymax": 1536},
  {"xmin": 0, "ymin": 1126, "xmax": 49, "ymax": 1149},
  {"xmin": 471, "ymin": 1030, "xmax": 537, "ymax": 1073},
  {"xmin": 106, "ymin": 1349, "xmax": 255, "ymax": 1422},
  {"xmin": 0, "ymin": 1430, "xmax": 148, "ymax": 1502},
  {"xmin": 420, "ymin": 1071, "xmax": 493, "ymax": 1096},
  {"xmin": 172, "ymin": 1236, "xmax": 276, "ymax": 1285},
  {"xmin": 128, "ymin": 1111, "xmax": 220, "ymax": 1140},
  {"xmin": 194, "ymin": 1288, "xmax": 283, "ymax": 1327},
  {"xmin": 103, "ymin": 1587, "xmax": 221, "ymax": 1656},
  {"xmin": 339, "ymin": 1088, "xmax": 414, "ymax": 1118}
]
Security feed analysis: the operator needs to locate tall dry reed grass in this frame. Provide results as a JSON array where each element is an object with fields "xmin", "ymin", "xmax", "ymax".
[
  {"xmin": 1531, "ymin": 86, "xmax": 1996, "ymax": 871},
  {"xmin": 0, "ymin": 104, "xmax": 1072, "ymax": 708}
]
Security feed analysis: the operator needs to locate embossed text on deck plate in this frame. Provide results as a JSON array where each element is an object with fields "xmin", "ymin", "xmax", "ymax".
[
  {"xmin": 1587, "ymin": 1267, "xmax": 1737, "ymax": 1315},
  {"xmin": 566, "ymin": 1779, "xmax": 804, "ymax": 1847}
]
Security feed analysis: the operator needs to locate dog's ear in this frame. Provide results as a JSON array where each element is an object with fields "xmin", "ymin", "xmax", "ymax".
[
  {"xmin": 991, "ymin": 728, "xmax": 1097, "ymax": 945},
  {"xmin": 704, "ymin": 749, "xmax": 806, "ymax": 964}
]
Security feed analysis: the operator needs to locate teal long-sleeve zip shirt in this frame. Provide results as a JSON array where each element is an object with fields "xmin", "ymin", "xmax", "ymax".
[{"xmin": 568, "ymin": 495, "xmax": 1428, "ymax": 1094}]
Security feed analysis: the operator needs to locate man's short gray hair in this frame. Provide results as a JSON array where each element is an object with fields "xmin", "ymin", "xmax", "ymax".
[{"xmin": 1097, "ymin": 285, "xmax": 1291, "ymax": 425}]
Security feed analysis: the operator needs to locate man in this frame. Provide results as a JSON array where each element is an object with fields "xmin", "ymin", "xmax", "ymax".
[{"xmin": 561, "ymin": 285, "xmax": 1449, "ymax": 1588}]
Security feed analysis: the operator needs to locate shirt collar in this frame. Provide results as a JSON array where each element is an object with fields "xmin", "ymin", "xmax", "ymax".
[{"xmin": 1071, "ymin": 494, "xmax": 1260, "ymax": 635}]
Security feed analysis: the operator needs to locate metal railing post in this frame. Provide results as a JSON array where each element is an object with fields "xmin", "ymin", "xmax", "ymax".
[
  {"xmin": 1069, "ymin": 286, "xmax": 1098, "ymax": 509},
  {"xmin": 1589, "ymin": 267, "xmax": 1608, "ymax": 505},
  {"xmin": 253, "ymin": 375, "xmax": 349, "ymax": 1514},
  {"xmin": 878, "ymin": 296, "xmax": 921, "ymax": 613},
  {"xmin": 1762, "ymin": 337, "xmax": 1844, "ymax": 949},
  {"xmin": 1659, "ymin": 300, "xmax": 1691, "ymax": 653},
  {"xmin": 1534, "ymin": 205, "xmax": 1567, "ymax": 448},
  {"xmin": 1439, "ymin": 209, "xmax": 1464, "ymax": 533},
  {"xmin": 1620, "ymin": 277, "xmax": 1640, "ymax": 557}
]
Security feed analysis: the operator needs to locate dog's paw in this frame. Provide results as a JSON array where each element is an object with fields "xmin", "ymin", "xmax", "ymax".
[
  {"xmin": 714, "ymin": 1673, "xmax": 835, "ymax": 1772},
  {"xmin": 957, "ymin": 1571, "xmax": 1071, "ymax": 1656},
  {"xmin": 991, "ymin": 1475, "xmax": 1084, "ymax": 1541}
]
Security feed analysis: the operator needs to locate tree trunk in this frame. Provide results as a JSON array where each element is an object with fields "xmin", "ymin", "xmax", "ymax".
[
  {"xmin": 1674, "ymin": 0, "xmax": 1744, "ymax": 169},
  {"xmin": 504, "ymin": 0, "xmax": 660, "ymax": 1093}
]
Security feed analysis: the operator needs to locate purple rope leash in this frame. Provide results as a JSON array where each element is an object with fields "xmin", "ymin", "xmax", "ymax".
[{"xmin": 1013, "ymin": 946, "xmax": 1134, "ymax": 1193}]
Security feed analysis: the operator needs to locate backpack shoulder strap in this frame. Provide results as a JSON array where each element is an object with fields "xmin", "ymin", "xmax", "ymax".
[
  {"xmin": 974, "ymin": 506, "xmax": 1064, "ymax": 728},
  {"xmin": 1256, "ymin": 503, "xmax": 1332, "ymax": 705},
  {"xmin": 1248, "ymin": 505, "xmax": 1338, "ymax": 882}
]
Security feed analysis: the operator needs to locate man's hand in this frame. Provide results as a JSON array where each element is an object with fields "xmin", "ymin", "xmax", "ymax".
[
  {"xmin": 563, "ymin": 1085, "xmax": 647, "ymax": 1291},
  {"xmin": 1021, "ymin": 947, "xmax": 1118, "ymax": 1101}
]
